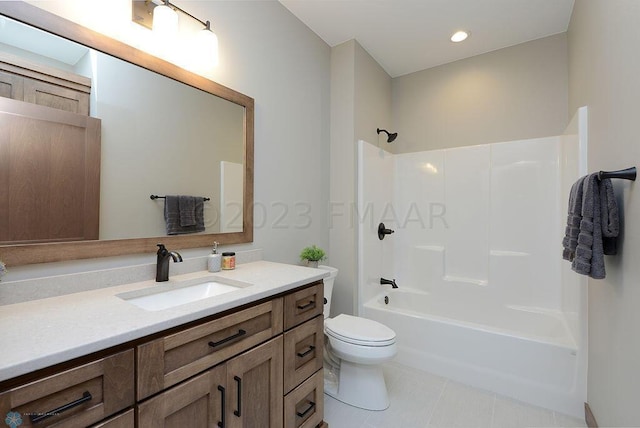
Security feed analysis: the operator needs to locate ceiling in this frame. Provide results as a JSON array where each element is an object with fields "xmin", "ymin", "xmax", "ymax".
[{"xmin": 278, "ymin": 0, "xmax": 575, "ymax": 78}]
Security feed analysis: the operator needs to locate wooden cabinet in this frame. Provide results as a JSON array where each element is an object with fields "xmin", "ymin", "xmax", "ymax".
[
  {"xmin": 284, "ymin": 283, "xmax": 323, "ymax": 330},
  {"xmin": 284, "ymin": 372, "xmax": 324, "ymax": 428},
  {"xmin": 0, "ymin": 97, "xmax": 101, "ymax": 245},
  {"xmin": 283, "ymin": 281, "xmax": 325, "ymax": 428},
  {"xmin": 90, "ymin": 409, "xmax": 135, "ymax": 428},
  {"xmin": 0, "ymin": 349, "xmax": 134, "ymax": 428},
  {"xmin": 138, "ymin": 365, "xmax": 225, "ymax": 428},
  {"xmin": 138, "ymin": 337, "xmax": 283, "ymax": 428},
  {"xmin": 0, "ymin": 52, "xmax": 91, "ymax": 115},
  {"xmin": 137, "ymin": 299, "xmax": 283, "ymax": 400},
  {"xmin": 0, "ymin": 280, "xmax": 327, "ymax": 428},
  {"xmin": 225, "ymin": 337, "xmax": 283, "ymax": 428},
  {"xmin": 283, "ymin": 316, "xmax": 324, "ymax": 394}
]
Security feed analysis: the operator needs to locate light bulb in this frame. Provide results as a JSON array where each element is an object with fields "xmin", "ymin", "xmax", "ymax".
[
  {"xmin": 153, "ymin": 3, "xmax": 178, "ymax": 36},
  {"xmin": 197, "ymin": 27, "xmax": 219, "ymax": 67},
  {"xmin": 450, "ymin": 31, "xmax": 469, "ymax": 43}
]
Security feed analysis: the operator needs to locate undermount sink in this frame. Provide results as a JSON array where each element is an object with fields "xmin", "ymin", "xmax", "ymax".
[{"xmin": 118, "ymin": 276, "xmax": 252, "ymax": 311}]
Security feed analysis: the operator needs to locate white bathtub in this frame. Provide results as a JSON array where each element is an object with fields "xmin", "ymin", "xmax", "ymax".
[{"xmin": 362, "ymin": 288, "xmax": 584, "ymax": 417}]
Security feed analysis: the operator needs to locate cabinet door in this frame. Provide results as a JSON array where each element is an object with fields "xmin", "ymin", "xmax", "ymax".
[
  {"xmin": 23, "ymin": 78, "xmax": 90, "ymax": 115},
  {"xmin": 226, "ymin": 337, "xmax": 283, "ymax": 428},
  {"xmin": 0, "ymin": 97, "xmax": 100, "ymax": 244},
  {"xmin": 0, "ymin": 70, "xmax": 24, "ymax": 100},
  {"xmin": 138, "ymin": 365, "xmax": 225, "ymax": 428}
]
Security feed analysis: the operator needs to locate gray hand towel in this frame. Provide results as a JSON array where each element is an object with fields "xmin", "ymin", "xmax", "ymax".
[
  {"xmin": 164, "ymin": 196, "xmax": 206, "ymax": 235},
  {"xmin": 179, "ymin": 195, "xmax": 196, "ymax": 227}
]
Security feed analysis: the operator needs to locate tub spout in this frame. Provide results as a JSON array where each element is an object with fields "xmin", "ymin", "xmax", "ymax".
[{"xmin": 380, "ymin": 277, "xmax": 398, "ymax": 288}]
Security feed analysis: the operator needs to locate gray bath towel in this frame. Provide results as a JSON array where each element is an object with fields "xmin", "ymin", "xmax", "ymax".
[
  {"xmin": 571, "ymin": 174, "xmax": 603, "ymax": 278},
  {"xmin": 563, "ymin": 174, "xmax": 620, "ymax": 279},
  {"xmin": 179, "ymin": 195, "xmax": 196, "ymax": 226},
  {"xmin": 164, "ymin": 195, "xmax": 205, "ymax": 235},
  {"xmin": 599, "ymin": 178, "xmax": 619, "ymax": 255},
  {"xmin": 562, "ymin": 176, "xmax": 586, "ymax": 261}
]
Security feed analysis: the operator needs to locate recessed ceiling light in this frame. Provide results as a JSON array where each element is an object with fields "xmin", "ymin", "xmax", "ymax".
[{"xmin": 450, "ymin": 31, "xmax": 469, "ymax": 43}]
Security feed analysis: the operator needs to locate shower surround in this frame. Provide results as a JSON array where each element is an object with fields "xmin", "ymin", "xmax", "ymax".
[{"xmin": 357, "ymin": 109, "xmax": 587, "ymax": 417}]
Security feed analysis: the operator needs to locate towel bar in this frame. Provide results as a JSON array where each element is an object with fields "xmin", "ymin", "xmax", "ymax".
[
  {"xmin": 598, "ymin": 167, "xmax": 636, "ymax": 181},
  {"xmin": 150, "ymin": 195, "xmax": 211, "ymax": 201}
]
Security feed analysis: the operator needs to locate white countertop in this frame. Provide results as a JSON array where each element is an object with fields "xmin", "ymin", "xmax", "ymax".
[{"xmin": 0, "ymin": 261, "xmax": 328, "ymax": 382}]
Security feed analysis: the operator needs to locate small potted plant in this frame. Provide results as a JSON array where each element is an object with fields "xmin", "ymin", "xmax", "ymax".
[
  {"xmin": 299, "ymin": 245, "xmax": 326, "ymax": 268},
  {"xmin": 0, "ymin": 259, "xmax": 7, "ymax": 282}
]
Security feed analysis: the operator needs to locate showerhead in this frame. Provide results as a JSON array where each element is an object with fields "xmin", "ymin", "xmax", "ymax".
[{"xmin": 377, "ymin": 128, "xmax": 398, "ymax": 143}]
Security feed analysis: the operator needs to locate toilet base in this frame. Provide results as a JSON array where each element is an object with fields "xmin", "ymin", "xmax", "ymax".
[{"xmin": 324, "ymin": 360, "xmax": 390, "ymax": 411}]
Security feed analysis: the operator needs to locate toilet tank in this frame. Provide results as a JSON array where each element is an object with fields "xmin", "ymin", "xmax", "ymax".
[{"xmin": 317, "ymin": 265, "xmax": 338, "ymax": 319}]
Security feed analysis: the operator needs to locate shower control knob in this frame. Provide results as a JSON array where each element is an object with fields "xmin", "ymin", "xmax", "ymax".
[{"xmin": 378, "ymin": 223, "xmax": 395, "ymax": 240}]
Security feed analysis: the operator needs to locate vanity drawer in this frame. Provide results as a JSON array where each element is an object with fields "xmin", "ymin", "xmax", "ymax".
[
  {"xmin": 284, "ymin": 315, "xmax": 324, "ymax": 394},
  {"xmin": 284, "ymin": 282, "xmax": 323, "ymax": 331},
  {"xmin": 89, "ymin": 409, "xmax": 134, "ymax": 428},
  {"xmin": 137, "ymin": 298, "xmax": 283, "ymax": 399},
  {"xmin": 284, "ymin": 370, "xmax": 324, "ymax": 428},
  {"xmin": 0, "ymin": 349, "xmax": 134, "ymax": 428}
]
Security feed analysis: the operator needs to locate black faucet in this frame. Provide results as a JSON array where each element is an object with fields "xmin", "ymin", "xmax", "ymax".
[
  {"xmin": 380, "ymin": 277, "xmax": 398, "ymax": 288},
  {"xmin": 156, "ymin": 243, "xmax": 183, "ymax": 282}
]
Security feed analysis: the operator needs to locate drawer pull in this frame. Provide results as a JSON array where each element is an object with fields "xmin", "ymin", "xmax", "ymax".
[
  {"xmin": 297, "ymin": 345, "xmax": 316, "ymax": 358},
  {"xmin": 297, "ymin": 301, "xmax": 315, "ymax": 311},
  {"xmin": 296, "ymin": 401, "xmax": 316, "ymax": 418},
  {"xmin": 217, "ymin": 385, "xmax": 225, "ymax": 428},
  {"xmin": 209, "ymin": 329, "xmax": 247, "ymax": 348},
  {"xmin": 30, "ymin": 391, "xmax": 92, "ymax": 423},
  {"xmin": 233, "ymin": 376, "xmax": 242, "ymax": 417}
]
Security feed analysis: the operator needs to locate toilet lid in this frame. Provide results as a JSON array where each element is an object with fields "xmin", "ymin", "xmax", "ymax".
[{"xmin": 325, "ymin": 314, "xmax": 396, "ymax": 346}]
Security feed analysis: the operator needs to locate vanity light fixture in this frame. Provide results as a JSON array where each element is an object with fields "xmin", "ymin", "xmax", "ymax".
[
  {"xmin": 134, "ymin": 0, "xmax": 219, "ymax": 66},
  {"xmin": 450, "ymin": 30, "xmax": 469, "ymax": 43},
  {"xmin": 152, "ymin": 0, "xmax": 178, "ymax": 36},
  {"xmin": 195, "ymin": 20, "xmax": 219, "ymax": 67}
]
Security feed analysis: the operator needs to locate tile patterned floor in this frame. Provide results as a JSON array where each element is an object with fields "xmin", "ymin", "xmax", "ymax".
[{"xmin": 324, "ymin": 362, "xmax": 588, "ymax": 428}]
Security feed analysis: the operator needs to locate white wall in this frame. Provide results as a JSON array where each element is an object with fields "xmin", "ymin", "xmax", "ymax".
[
  {"xmin": 6, "ymin": 1, "xmax": 330, "ymax": 280},
  {"xmin": 568, "ymin": 1, "xmax": 640, "ymax": 425},
  {"xmin": 392, "ymin": 33, "xmax": 568, "ymax": 153},
  {"xmin": 329, "ymin": 40, "xmax": 392, "ymax": 316}
]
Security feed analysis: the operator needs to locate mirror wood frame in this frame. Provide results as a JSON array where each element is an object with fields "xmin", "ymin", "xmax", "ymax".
[{"xmin": 0, "ymin": 2, "xmax": 254, "ymax": 266}]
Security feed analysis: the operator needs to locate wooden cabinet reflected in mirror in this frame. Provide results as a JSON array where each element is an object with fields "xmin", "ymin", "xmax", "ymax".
[{"xmin": 0, "ymin": 2, "xmax": 254, "ymax": 266}]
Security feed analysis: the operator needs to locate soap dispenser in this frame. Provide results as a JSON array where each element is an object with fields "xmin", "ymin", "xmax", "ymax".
[{"xmin": 208, "ymin": 242, "xmax": 222, "ymax": 273}]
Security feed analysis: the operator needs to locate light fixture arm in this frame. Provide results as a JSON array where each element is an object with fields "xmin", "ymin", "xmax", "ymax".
[{"xmin": 160, "ymin": 0, "xmax": 212, "ymax": 29}]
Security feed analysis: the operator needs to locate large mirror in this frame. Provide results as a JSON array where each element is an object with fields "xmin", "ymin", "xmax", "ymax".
[{"xmin": 0, "ymin": 2, "xmax": 254, "ymax": 266}]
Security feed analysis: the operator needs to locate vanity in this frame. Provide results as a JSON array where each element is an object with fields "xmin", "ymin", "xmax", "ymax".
[{"xmin": 0, "ymin": 261, "xmax": 328, "ymax": 428}]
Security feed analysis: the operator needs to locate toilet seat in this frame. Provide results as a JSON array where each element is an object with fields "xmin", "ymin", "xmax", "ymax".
[{"xmin": 325, "ymin": 314, "xmax": 396, "ymax": 347}]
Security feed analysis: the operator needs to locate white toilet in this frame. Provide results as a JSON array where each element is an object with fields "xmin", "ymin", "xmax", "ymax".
[{"xmin": 319, "ymin": 265, "xmax": 397, "ymax": 410}]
